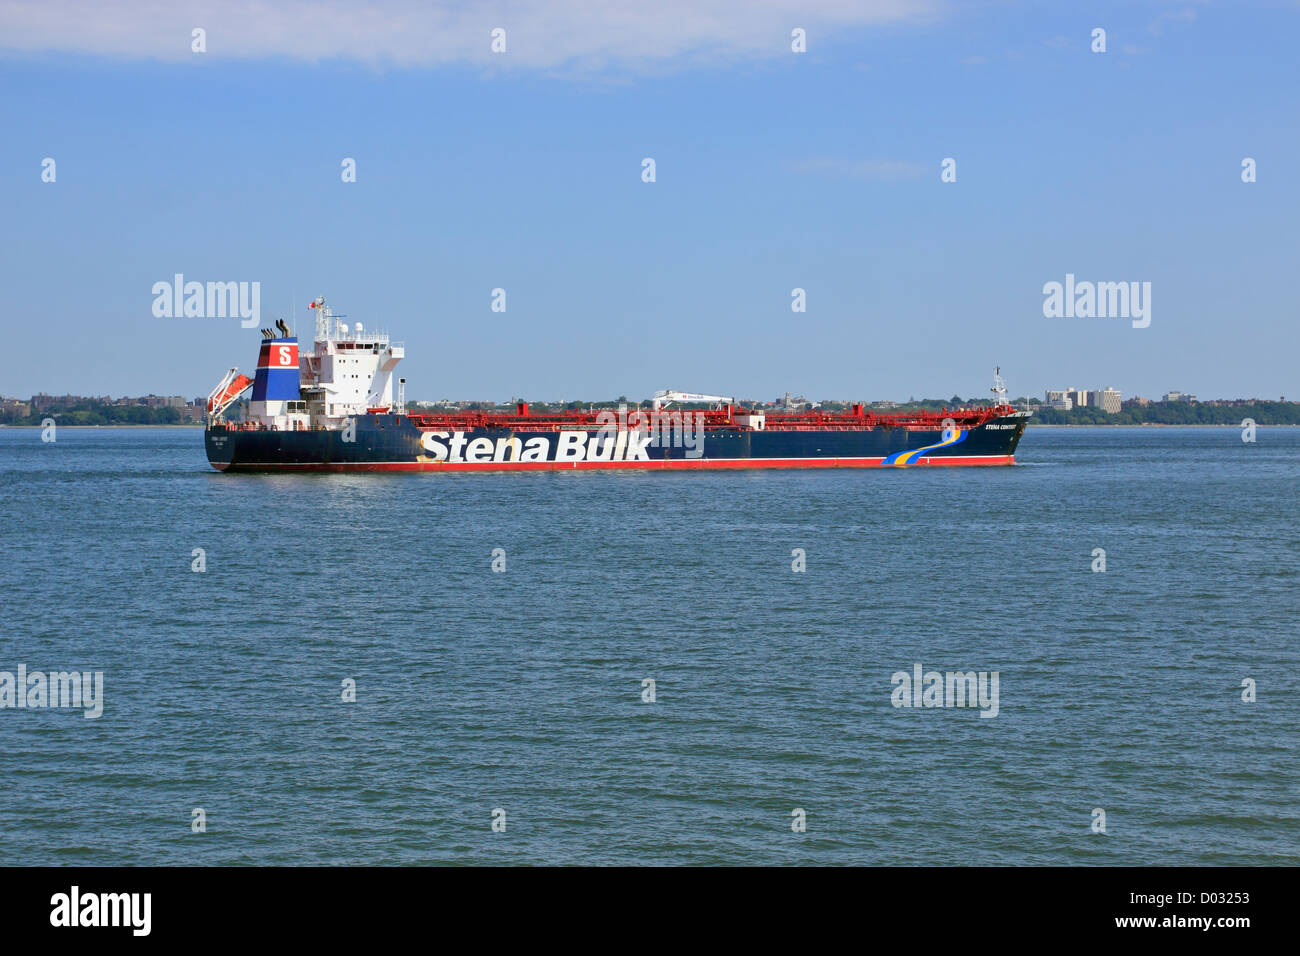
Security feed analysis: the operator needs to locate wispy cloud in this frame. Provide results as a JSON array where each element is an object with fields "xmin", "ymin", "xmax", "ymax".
[
  {"xmin": 0, "ymin": 0, "xmax": 947, "ymax": 72},
  {"xmin": 786, "ymin": 158, "xmax": 928, "ymax": 181},
  {"xmin": 1148, "ymin": 6, "xmax": 1199, "ymax": 35}
]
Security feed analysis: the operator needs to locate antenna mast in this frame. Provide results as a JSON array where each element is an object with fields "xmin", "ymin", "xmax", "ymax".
[{"xmin": 990, "ymin": 367, "xmax": 1009, "ymax": 408}]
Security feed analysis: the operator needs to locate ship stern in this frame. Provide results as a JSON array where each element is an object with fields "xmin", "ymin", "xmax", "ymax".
[{"xmin": 204, "ymin": 426, "xmax": 235, "ymax": 471}]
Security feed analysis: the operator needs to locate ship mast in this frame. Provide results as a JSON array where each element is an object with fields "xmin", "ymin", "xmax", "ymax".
[
  {"xmin": 314, "ymin": 295, "xmax": 332, "ymax": 342},
  {"xmin": 990, "ymin": 367, "xmax": 1009, "ymax": 408}
]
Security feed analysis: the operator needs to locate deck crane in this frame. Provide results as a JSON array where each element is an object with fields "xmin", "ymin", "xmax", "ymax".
[{"xmin": 651, "ymin": 389, "xmax": 735, "ymax": 411}]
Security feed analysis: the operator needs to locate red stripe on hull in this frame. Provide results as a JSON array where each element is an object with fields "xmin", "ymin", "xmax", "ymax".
[{"xmin": 210, "ymin": 455, "xmax": 1016, "ymax": 473}]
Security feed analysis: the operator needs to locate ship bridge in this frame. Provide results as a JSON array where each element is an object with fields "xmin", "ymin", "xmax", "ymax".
[{"xmin": 298, "ymin": 296, "xmax": 405, "ymax": 425}]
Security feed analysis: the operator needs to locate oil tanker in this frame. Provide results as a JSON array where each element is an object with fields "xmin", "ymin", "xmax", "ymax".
[{"xmin": 204, "ymin": 298, "xmax": 1029, "ymax": 472}]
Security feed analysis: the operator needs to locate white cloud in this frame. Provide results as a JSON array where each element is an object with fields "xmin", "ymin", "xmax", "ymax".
[{"xmin": 0, "ymin": 0, "xmax": 946, "ymax": 71}]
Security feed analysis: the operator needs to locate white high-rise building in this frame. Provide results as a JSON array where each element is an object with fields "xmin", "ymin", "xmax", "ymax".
[
  {"xmin": 1046, "ymin": 386, "xmax": 1121, "ymax": 413},
  {"xmin": 1094, "ymin": 387, "xmax": 1121, "ymax": 413}
]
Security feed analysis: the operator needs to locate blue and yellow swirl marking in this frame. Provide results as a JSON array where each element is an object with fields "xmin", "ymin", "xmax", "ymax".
[{"xmin": 883, "ymin": 428, "xmax": 967, "ymax": 467}]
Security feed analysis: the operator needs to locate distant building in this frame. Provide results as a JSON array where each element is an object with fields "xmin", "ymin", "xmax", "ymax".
[
  {"xmin": 1046, "ymin": 388, "xmax": 1085, "ymax": 410},
  {"xmin": 31, "ymin": 393, "xmax": 83, "ymax": 411},
  {"xmin": 1163, "ymin": 391, "xmax": 1196, "ymax": 403},
  {"xmin": 1045, "ymin": 386, "xmax": 1119, "ymax": 413},
  {"xmin": 1040, "ymin": 387, "xmax": 1123, "ymax": 413},
  {"xmin": 1091, "ymin": 387, "xmax": 1122, "ymax": 413}
]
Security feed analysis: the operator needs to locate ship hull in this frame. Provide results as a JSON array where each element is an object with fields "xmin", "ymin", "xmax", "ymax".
[{"xmin": 206, "ymin": 413, "xmax": 1027, "ymax": 472}]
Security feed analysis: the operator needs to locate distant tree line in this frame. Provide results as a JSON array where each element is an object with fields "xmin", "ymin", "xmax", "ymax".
[
  {"xmin": 1032, "ymin": 402, "xmax": 1300, "ymax": 425},
  {"xmin": 1, "ymin": 403, "xmax": 189, "ymax": 426}
]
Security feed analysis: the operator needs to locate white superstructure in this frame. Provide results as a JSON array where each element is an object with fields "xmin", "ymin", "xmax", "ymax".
[
  {"xmin": 210, "ymin": 296, "xmax": 405, "ymax": 430},
  {"xmin": 298, "ymin": 297, "xmax": 405, "ymax": 427}
]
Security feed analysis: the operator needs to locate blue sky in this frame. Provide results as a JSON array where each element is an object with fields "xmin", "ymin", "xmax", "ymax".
[{"xmin": 1, "ymin": 1, "xmax": 1297, "ymax": 403}]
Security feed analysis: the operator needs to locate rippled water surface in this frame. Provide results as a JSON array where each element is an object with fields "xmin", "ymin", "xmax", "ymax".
[{"xmin": 1, "ymin": 425, "xmax": 1296, "ymax": 864}]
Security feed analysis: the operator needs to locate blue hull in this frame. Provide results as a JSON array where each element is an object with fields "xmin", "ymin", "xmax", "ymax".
[{"xmin": 206, "ymin": 413, "xmax": 1028, "ymax": 471}]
